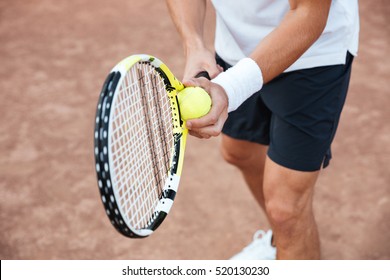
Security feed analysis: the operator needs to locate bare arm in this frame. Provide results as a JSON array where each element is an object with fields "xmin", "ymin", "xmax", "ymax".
[
  {"xmin": 252, "ymin": 0, "xmax": 332, "ymax": 83},
  {"xmin": 186, "ymin": 0, "xmax": 332, "ymax": 137},
  {"xmin": 166, "ymin": 0, "xmax": 221, "ymax": 81},
  {"xmin": 166, "ymin": 0, "xmax": 207, "ymax": 56}
]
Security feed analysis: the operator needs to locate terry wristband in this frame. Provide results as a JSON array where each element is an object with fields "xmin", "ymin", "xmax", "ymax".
[{"xmin": 212, "ymin": 57, "xmax": 263, "ymax": 112}]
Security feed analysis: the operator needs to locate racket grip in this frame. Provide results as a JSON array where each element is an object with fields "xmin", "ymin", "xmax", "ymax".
[{"xmin": 195, "ymin": 71, "xmax": 211, "ymax": 80}]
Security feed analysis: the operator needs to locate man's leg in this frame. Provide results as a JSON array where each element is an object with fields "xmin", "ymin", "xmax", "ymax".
[
  {"xmin": 221, "ymin": 134, "xmax": 268, "ymax": 211},
  {"xmin": 263, "ymin": 156, "xmax": 320, "ymax": 259},
  {"xmin": 221, "ymin": 134, "xmax": 320, "ymax": 259}
]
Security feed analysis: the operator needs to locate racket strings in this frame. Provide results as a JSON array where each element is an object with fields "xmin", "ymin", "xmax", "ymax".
[
  {"xmin": 139, "ymin": 68, "xmax": 163, "ymax": 191},
  {"xmin": 109, "ymin": 62, "xmax": 173, "ymax": 230}
]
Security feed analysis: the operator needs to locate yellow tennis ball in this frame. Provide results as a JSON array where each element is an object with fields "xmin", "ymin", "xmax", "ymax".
[{"xmin": 177, "ymin": 87, "xmax": 212, "ymax": 121}]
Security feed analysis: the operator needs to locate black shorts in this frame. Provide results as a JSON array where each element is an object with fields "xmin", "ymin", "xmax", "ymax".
[{"xmin": 218, "ymin": 53, "xmax": 354, "ymax": 172}]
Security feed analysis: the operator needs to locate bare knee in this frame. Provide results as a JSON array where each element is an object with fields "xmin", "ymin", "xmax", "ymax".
[
  {"xmin": 221, "ymin": 144, "xmax": 251, "ymax": 167},
  {"xmin": 263, "ymin": 161, "xmax": 318, "ymax": 230},
  {"xmin": 266, "ymin": 198, "xmax": 304, "ymax": 229},
  {"xmin": 220, "ymin": 135, "xmax": 267, "ymax": 168}
]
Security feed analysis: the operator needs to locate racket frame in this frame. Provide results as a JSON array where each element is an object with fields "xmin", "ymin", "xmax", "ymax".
[{"xmin": 94, "ymin": 55, "xmax": 187, "ymax": 238}]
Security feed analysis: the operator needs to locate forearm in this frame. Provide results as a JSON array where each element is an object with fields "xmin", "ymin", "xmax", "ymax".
[
  {"xmin": 166, "ymin": 0, "xmax": 208, "ymax": 54},
  {"xmin": 212, "ymin": 0, "xmax": 331, "ymax": 111},
  {"xmin": 184, "ymin": 0, "xmax": 333, "ymax": 137},
  {"xmin": 166, "ymin": 0, "xmax": 221, "ymax": 80},
  {"xmin": 251, "ymin": 0, "xmax": 331, "ymax": 83}
]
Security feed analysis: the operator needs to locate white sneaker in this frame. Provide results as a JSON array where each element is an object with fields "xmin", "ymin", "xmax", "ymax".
[{"xmin": 230, "ymin": 230, "xmax": 276, "ymax": 260}]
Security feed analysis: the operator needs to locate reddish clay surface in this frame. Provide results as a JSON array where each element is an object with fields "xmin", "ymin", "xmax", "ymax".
[{"xmin": 0, "ymin": 0, "xmax": 389, "ymax": 259}]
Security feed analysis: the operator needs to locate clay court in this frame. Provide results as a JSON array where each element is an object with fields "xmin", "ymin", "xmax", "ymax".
[{"xmin": 1, "ymin": 0, "xmax": 389, "ymax": 260}]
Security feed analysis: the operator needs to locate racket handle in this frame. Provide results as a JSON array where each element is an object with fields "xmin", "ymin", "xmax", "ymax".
[{"xmin": 195, "ymin": 71, "xmax": 211, "ymax": 80}]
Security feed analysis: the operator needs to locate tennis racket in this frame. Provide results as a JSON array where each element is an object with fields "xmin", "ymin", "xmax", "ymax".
[{"xmin": 94, "ymin": 54, "xmax": 210, "ymax": 238}]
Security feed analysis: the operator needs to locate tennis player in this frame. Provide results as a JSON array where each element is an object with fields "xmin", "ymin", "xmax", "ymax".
[{"xmin": 166, "ymin": 0, "xmax": 359, "ymax": 259}]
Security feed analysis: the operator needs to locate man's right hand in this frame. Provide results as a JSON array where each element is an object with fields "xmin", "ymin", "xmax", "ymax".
[{"xmin": 183, "ymin": 47, "xmax": 223, "ymax": 83}]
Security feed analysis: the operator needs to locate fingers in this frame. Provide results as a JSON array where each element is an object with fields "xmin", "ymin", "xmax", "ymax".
[
  {"xmin": 180, "ymin": 47, "xmax": 228, "ymax": 139},
  {"xmin": 182, "ymin": 48, "xmax": 222, "ymax": 83},
  {"xmin": 183, "ymin": 65, "xmax": 220, "ymax": 84},
  {"xmin": 189, "ymin": 112, "xmax": 226, "ymax": 137},
  {"xmin": 184, "ymin": 75, "xmax": 212, "ymax": 92},
  {"xmin": 184, "ymin": 78, "xmax": 229, "ymax": 139},
  {"xmin": 207, "ymin": 65, "xmax": 223, "ymax": 79}
]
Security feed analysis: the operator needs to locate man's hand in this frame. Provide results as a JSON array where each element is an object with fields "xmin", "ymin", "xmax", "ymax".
[
  {"xmin": 166, "ymin": 0, "xmax": 222, "ymax": 82},
  {"xmin": 184, "ymin": 77, "xmax": 228, "ymax": 139},
  {"xmin": 183, "ymin": 47, "xmax": 223, "ymax": 83}
]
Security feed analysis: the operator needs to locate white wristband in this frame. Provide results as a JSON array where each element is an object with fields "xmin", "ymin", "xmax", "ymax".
[{"xmin": 212, "ymin": 57, "xmax": 263, "ymax": 112}]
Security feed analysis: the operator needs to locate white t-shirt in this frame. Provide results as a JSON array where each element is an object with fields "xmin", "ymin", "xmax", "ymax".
[{"xmin": 211, "ymin": 0, "xmax": 359, "ymax": 72}]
